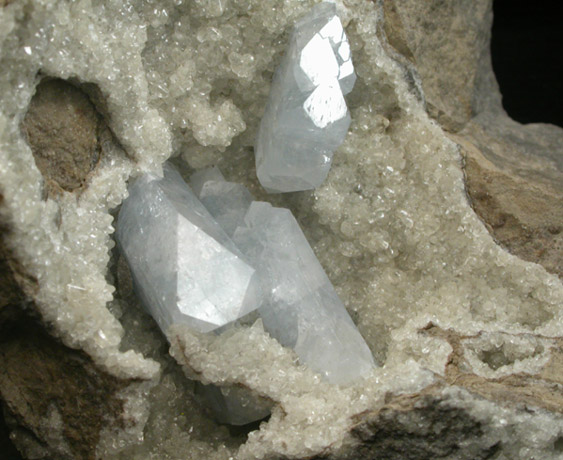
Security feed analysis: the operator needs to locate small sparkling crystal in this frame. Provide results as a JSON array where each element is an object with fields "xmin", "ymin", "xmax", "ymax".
[{"xmin": 255, "ymin": 2, "xmax": 356, "ymax": 193}]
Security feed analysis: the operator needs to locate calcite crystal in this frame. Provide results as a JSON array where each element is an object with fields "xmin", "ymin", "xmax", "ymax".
[
  {"xmin": 116, "ymin": 164, "xmax": 261, "ymax": 334},
  {"xmin": 255, "ymin": 2, "xmax": 355, "ymax": 193},
  {"xmin": 192, "ymin": 169, "xmax": 376, "ymax": 384}
]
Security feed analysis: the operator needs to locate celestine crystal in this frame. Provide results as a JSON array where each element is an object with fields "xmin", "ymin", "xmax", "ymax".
[
  {"xmin": 116, "ymin": 164, "xmax": 261, "ymax": 335},
  {"xmin": 192, "ymin": 168, "xmax": 376, "ymax": 384},
  {"xmin": 255, "ymin": 2, "xmax": 356, "ymax": 193},
  {"xmin": 117, "ymin": 162, "xmax": 374, "ymax": 425}
]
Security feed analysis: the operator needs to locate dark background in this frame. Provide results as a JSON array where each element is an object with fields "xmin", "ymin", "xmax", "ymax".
[{"xmin": 492, "ymin": 0, "xmax": 563, "ymax": 127}]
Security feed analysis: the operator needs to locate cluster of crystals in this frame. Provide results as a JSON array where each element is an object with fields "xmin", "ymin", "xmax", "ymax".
[
  {"xmin": 255, "ymin": 2, "xmax": 356, "ymax": 193},
  {"xmin": 3, "ymin": 0, "xmax": 561, "ymax": 455},
  {"xmin": 117, "ymin": 163, "xmax": 375, "ymax": 424},
  {"xmin": 117, "ymin": 164, "xmax": 375, "ymax": 383},
  {"xmin": 192, "ymin": 167, "xmax": 376, "ymax": 384}
]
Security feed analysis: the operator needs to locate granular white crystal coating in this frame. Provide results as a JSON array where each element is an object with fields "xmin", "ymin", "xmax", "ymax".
[
  {"xmin": 116, "ymin": 164, "xmax": 261, "ymax": 334},
  {"xmin": 192, "ymin": 169, "xmax": 376, "ymax": 384},
  {"xmin": 255, "ymin": 2, "xmax": 355, "ymax": 193}
]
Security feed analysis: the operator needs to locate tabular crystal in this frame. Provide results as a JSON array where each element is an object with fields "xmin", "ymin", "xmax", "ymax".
[
  {"xmin": 255, "ymin": 2, "xmax": 356, "ymax": 193},
  {"xmin": 192, "ymin": 169, "xmax": 376, "ymax": 384},
  {"xmin": 116, "ymin": 164, "xmax": 261, "ymax": 335}
]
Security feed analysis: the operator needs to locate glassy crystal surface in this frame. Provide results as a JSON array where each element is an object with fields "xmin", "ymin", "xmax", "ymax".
[
  {"xmin": 191, "ymin": 167, "xmax": 253, "ymax": 237},
  {"xmin": 192, "ymin": 169, "xmax": 376, "ymax": 384},
  {"xmin": 116, "ymin": 164, "xmax": 261, "ymax": 335},
  {"xmin": 255, "ymin": 2, "xmax": 356, "ymax": 193}
]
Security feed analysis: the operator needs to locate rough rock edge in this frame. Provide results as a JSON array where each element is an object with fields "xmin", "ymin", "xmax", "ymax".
[
  {"xmin": 168, "ymin": 320, "xmax": 563, "ymax": 460},
  {"xmin": 0, "ymin": 205, "xmax": 137, "ymax": 460},
  {"xmin": 0, "ymin": 77, "xmax": 155, "ymax": 459},
  {"xmin": 454, "ymin": 133, "xmax": 562, "ymax": 277},
  {"xmin": 337, "ymin": 324, "xmax": 563, "ymax": 460},
  {"xmin": 383, "ymin": 0, "xmax": 562, "ymax": 277}
]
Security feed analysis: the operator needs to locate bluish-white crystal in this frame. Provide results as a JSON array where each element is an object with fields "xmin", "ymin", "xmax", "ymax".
[
  {"xmin": 255, "ymin": 2, "xmax": 355, "ymax": 193},
  {"xmin": 192, "ymin": 169, "xmax": 376, "ymax": 384},
  {"xmin": 191, "ymin": 167, "xmax": 253, "ymax": 238},
  {"xmin": 116, "ymin": 164, "xmax": 261, "ymax": 335}
]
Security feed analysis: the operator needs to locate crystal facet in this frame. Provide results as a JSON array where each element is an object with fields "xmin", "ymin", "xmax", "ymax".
[
  {"xmin": 192, "ymin": 169, "xmax": 376, "ymax": 384},
  {"xmin": 191, "ymin": 167, "xmax": 253, "ymax": 238},
  {"xmin": 116, "ymin": 164, "xmax": 261, "ymax": 335},
  {"xmin": 255, "ymin": 3, "xmax": 355, "ymax": 193}
]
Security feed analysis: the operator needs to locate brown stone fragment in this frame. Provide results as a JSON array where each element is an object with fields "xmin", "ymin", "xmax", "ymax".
[
  {"xmin": 333, "ymin": 324, "xmax": 563, "ymax": 460},
  {"xmin": 0, "ymin": 311, "xmax": 128, "ymax": 460},
  {"xmin": 451, "ymin": 121, "xmax": 563, "ymax": 277},
  {"xmin": 382, "ymin": 0, "xmax": 493, "ymax": 132},
  {"xmin": 20, "ymin": 78, "xmax": 102, "ymax": 194},
  {"xmin": 350, "ymin": 390, "xmax": 500, "ymax": 460}
]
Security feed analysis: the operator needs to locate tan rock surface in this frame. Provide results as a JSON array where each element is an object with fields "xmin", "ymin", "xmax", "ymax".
[
  {"xmin": 383, "ymin": 0, "xmax": 563, "ymax": 277},
  {"xmin": 453, "ymin": 126, "xmax": 562, "ymax": 277},
  {"xmin": 21, "ymin": 79, "xmax": 102, "ymax": 194},
  {"xmin": 383, "ymin": 0, "xmax": 493, "ymax": 132}
]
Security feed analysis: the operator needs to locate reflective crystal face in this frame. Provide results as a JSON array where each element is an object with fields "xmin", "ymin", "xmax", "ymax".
[
  {"xmin": 116, "ymin": 164, "xmax": 261, "ymax": 335},
  {"xmin": 192, "ymin": 168, "xmax": 376, "ymax": 384},
  {"xmin": 233, "ymin": 202, "xmax": 376, "ymax": 384},
  {"xmin": 255, "ymin": 2, "xmax": 356, "ymax": 193}
]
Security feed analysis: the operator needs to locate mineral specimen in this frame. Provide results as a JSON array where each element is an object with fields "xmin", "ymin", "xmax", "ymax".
[
  {"xmin": 2, "ymin": 0, "xmax": 563, "ymax": 458},
  {"xmin": 192, "ymin": 169, "xmax": 376, "ymax": 384},
  {"xmin": 255, "ymin": 2, "xmax": 356, "ymax": 193},
  {"xmin": 116, "ymin": 164, "xmax": 261, "ymax": 335}
]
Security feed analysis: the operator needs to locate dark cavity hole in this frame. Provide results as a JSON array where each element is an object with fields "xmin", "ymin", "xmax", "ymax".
[
  {"xmin": 491, "ymin": 1, "xmax": 563, "ymax": 127},
  {"xmin": 0, "ymin": 405, "xmax": 23, "ymax": 460},
  {"xmin": 479, "ymin": 346, "xmax": 513, "ymax": 370}
]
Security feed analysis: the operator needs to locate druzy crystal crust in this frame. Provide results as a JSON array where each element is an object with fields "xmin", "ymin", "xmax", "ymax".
[
  {"xmin": 192, "ymin": 169, "xmax": 376, "ymax": 384},
  {"xmin": 255, "ymin": 2, "xmax": 356, "ymax": 193},
  {"xmin": 116, "ymin": 164, "xmax": 261, "ymax": 335}
]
